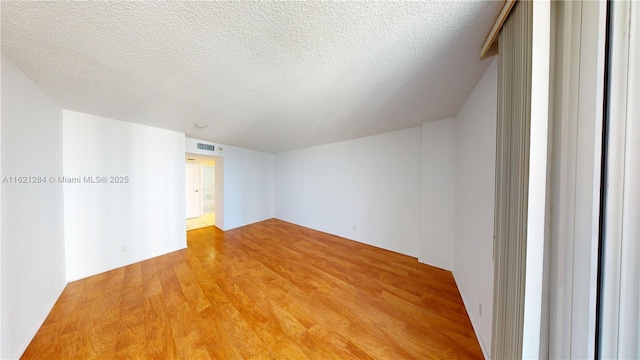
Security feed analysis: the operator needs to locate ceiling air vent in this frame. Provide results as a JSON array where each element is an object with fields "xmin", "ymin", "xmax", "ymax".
[{"xmin": 197, "ymin": 143, "xmax": 215, "ymax": 152}]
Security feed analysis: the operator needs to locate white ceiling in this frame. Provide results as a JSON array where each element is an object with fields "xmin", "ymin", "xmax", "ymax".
[{"xmin": 1, "ymin": 1, "xmax": 501, "ymax": 153}]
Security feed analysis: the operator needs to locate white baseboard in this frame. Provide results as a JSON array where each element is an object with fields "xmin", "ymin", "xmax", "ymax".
[{"xmin": 453, "ymin": 275, "xmax": 490, "ymax": 360}]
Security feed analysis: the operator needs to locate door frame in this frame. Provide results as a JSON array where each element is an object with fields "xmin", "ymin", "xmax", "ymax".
[{"xmin": 185, "ymin": 153, "xmax": 224, "ymax": 229}]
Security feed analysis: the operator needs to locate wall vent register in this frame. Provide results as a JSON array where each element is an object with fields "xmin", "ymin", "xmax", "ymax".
[{"xmin": 197, "ymin": 143, "xmax": 215, "ymax": 152}]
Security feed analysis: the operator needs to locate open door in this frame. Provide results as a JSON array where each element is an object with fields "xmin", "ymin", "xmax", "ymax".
[{"xmin": 185, "ymin": 163, "xmax": 202, "ymax": 219}]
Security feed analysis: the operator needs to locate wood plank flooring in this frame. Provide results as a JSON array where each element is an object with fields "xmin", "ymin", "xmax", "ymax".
[{"xmin": 22, "ymin": 219, "xmax": 484, "ymax": 359}]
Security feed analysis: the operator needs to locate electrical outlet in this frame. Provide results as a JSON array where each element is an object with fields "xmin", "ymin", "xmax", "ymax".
[
  {"xmin": 479, "ymin": 302, "xmax": 483, "ymax": 317},
  {"xmin": 120, "ymin": 246, "xmax": 127, "ymax": 253},
  {"xmin": 352, "ymin": 226, "xmax": 356, "ymax": 231}
]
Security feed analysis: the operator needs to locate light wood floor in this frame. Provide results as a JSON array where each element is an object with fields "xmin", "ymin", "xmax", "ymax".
[{"xmin": 22, "ymin": 219, "xmax": 483, "ymax": 359}]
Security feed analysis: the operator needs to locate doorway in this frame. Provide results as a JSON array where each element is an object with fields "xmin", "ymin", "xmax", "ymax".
[{"xmin": 185, "ymin": 153, "xmax": 223, "ymax": 231}]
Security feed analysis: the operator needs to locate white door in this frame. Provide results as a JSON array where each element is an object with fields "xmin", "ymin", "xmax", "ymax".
[{"xmin": 185, "ymin": 163, "xmax": 202, "ymax": 219}]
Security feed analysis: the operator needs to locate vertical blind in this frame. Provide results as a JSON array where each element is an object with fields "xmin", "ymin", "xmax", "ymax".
[
  {"xmin": 491, "ymin": 1, "xmax": 532, "ymax": 358},
  {"xmin": 599, "ymin": 1, "xmax": 640, "ymax": 358}
]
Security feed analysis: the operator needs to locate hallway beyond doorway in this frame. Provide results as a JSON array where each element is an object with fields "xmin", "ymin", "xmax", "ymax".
[{"xmin": 186, "ymin": 212, "xmax": 215, "ymax": 231}]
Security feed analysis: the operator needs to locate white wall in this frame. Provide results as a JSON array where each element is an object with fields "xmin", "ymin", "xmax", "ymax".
[
  {"xmin": 215, "ymin": 157, "xmax": 226, "ymax": 229},
  {"xmin": 186, "ymin": 138, "xmax": 274, "ymax": 230},
  {"xmin": 222, "ymin": 146, "xmax": 274, "ymax": 230},
  {"xmin": 454, "ymin": 57, "xmax": 498, "ymax": 358},
  {"xmin": 1, "ymin": 54, "xmax": 67, "ymax": 359},
  {"xmin": 275, "ymin": 127, "xmax": 422, "ymax": 257},
  {"xmin": 63, "ymin": 110, "xmax": 186, "ymax": 281},
  {"xmin": 420, "ymin": 118, "xmax": 456, "ymax": 270}
]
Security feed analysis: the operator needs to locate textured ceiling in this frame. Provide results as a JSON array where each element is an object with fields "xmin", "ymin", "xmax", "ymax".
[{"xmin": 1, "ymin": 1, "xmax": 501, "ymax": 153}]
